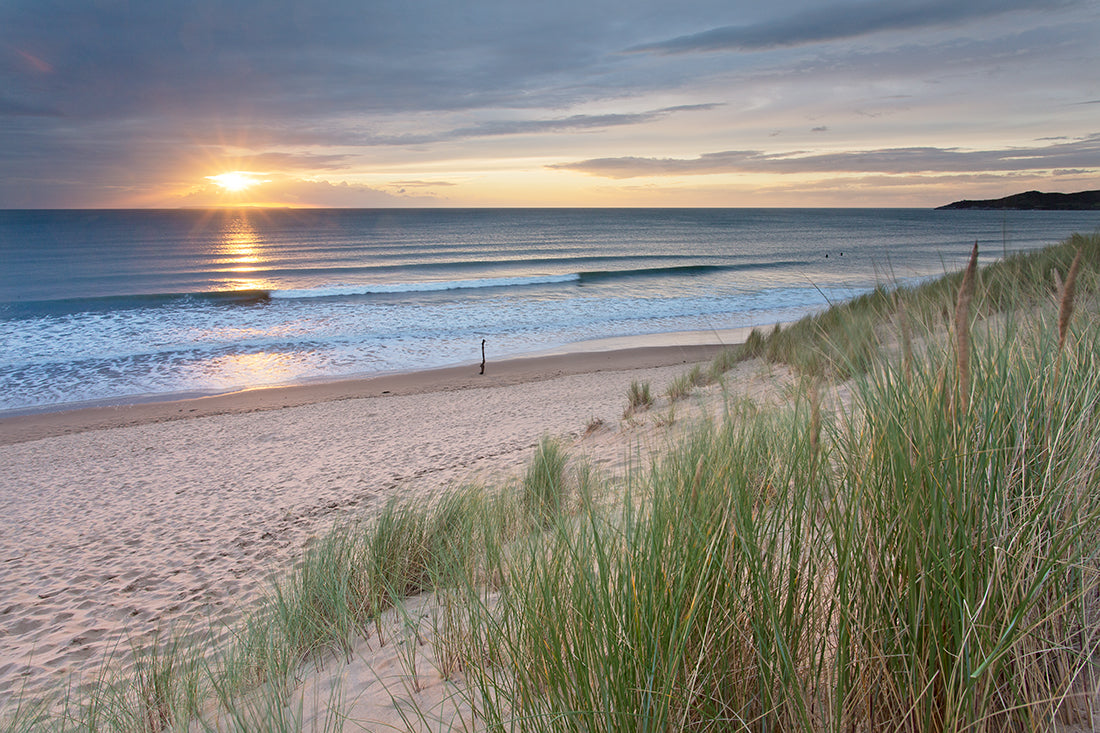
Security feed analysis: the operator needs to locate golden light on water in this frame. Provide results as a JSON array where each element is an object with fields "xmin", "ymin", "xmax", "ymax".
[
  {"xmin": 208, "ymin": 350, "xmax": 307, "ymax": 386},
  {"xmin": 215, "ymin": 213, "xmax": 275, "ymax": 291}
]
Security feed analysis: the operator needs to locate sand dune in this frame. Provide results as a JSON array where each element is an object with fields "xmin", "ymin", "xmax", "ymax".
[{"xmin": 1, "ymin": 342, "xmax": 771, "ymax": 705}]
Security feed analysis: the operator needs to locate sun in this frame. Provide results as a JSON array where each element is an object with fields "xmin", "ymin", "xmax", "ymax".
[{"xmin": 207, "ymin": 171, "xmax": 266, "ymax": 192}]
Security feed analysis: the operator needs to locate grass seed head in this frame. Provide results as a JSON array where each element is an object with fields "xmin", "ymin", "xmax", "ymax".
[
  {"xmin": 1058, "ymin": 247, "xmax": 1082, "ymax": 353},
  {"xmin": 954, "ymin": 240, "xmax": 978, "ymax": 418}
]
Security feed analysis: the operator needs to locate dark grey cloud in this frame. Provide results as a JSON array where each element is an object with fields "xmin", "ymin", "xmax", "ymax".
[
  {"xmin": 0, "ymin": 96, "xmax": 60, "ymax": 117},
  {"xmin": 337, "ymin": 104, "xmax": 723, "ymax": 146},
  {"xmin": 231, "ymin": 152, "xmax": 353, "ymax": 171},
  {"xmin": 0, "ymin": 0, "xmax": 1087, "ymax": 126},
  {"xmin": 447, "ymin": 104, "xmax": 721, "ymax": 139},
  {"xmin": 550, "ymin": 135, "xmax": 1100, "ymax": 178},
  {"xmin": 630, "ymin": 0, "xmax": 1082, "ymax": 54},
  {"xmin": 176, "ymin": 103, "xmax": 723, "ymax": 151},
  {"xmin": 0, "ymin": 0, "xmax": 1096, "ymax": 206},
  {"xmin": 0, "ymin": 0, "xmax": 667, "ymax": 122}
]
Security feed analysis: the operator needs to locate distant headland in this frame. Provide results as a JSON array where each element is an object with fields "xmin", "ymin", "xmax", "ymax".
[{"xmin": 937, "ymin": 190, "xmax": 1100, "ymax": 210}]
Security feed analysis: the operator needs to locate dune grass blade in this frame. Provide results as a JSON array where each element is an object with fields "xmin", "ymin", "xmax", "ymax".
[
  {"xmin": 624, "ymin": 379, "xmax": 654, "ymax": 417},
  {"xmin": 953, "ymin": 240, "xmax": 979, "ymax": 419},
  {"xmin": 1058, "ymin": 246, "xmax": 1082, "ymax": 354},
  {"xmin": 461, "ymin": 396, "xmax": 832, "ymax": 730},
  {"xmin": 709, "ymin": 347, "xmax": 741, "ymax": 379},
  {"xmin": 746, "ymin": 233, "xmax": 1100, "ymax": 381},
  {"xmin": 523, "ymin": 436, "xmax": 568, "ymax": 526},
  {"xmin": 833, "ymin": 323, "xmax": 1100, "ymax": 730}
]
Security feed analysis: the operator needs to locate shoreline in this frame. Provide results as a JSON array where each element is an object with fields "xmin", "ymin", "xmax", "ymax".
[
  {"xmin": 0, "ymin": 329, "xmax": 752, "ymax": 446},
  {"xmin": 0, "ymin": 331, "xmax": 756, "ymax": 702},
  {"xmin": 5, "ymin": 233, "xmax": 1098, "ymax": 727}
]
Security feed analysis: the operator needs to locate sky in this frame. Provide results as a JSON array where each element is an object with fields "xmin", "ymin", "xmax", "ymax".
[{"xmin": 1, "ymin": 0, "xmax": 1098, "ymax": 208}]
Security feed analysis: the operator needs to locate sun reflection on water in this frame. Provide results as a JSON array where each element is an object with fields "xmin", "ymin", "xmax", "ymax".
[
  {"xmin": 214, "ymin": 212, "xmax": 276, "ymax": 291},
  {"xmin": 205, "ymin": 350, "xmax": 312, "ymax": 387}
]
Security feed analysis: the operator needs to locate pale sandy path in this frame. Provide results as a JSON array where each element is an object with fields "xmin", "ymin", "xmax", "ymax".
[{"xmin": 0, "ymin": 359, "xmax": 717, "ymax": 702}]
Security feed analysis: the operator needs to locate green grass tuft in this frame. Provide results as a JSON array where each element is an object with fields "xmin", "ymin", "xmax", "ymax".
[
  {"xmin": 522, "ymin": 436, "xmax": 569, "ymax": 526},
  {"xmin": 624, "ymin": 379, "xmax": 654, "ymax": 416}
]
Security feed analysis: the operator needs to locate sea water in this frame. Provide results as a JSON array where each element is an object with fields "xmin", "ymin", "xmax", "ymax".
[{"xmin": 2, "ymin": 208, "xmax": 1097, "ymax": 413}]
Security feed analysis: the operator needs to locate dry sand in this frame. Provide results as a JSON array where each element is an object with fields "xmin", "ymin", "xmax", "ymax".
[{"xmin": 0, "ymin": 340, "xmax": 799, "ymax": 715}]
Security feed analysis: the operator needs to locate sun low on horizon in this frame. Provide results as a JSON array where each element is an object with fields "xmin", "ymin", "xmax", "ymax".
[
  {"xmin": 181, "ymin": 170, "xmax": 304, "ymax": 209},
  {"xmin": 9, "ymin": 0, "xmax": 1091, "ymax": 209},
  {"xmin": 206, "ymin": 172, "xmax": 268, "ymax": 193}
]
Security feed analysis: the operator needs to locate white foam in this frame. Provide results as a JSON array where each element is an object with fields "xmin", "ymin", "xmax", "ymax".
[
  {"xmin": 0, "ymin": 281, "xmax": 874, "ymax": 412},
  {"xmin": 271, "ymin": 273, "xmax": 581, "ymax": 299}
]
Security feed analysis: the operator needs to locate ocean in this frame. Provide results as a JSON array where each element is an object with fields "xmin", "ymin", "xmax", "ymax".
[{"xmin": 2, "ymin": 208, "xmax": 1098, "ymax": 414}]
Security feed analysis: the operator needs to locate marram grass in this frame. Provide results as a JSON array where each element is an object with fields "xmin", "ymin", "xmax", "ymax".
[
  {"xmin": 5, "ymin": 232, "xmax": 1100, "ymax": 731},
  {"xmin": 450, "ymin": 234, "xmax": 1100, "ymax": 731},
  {"xmin": 736, "ymin": 232, "xmax": 1100, "ymax": 380},
  {"xmin": 523, "ymin": 436, "xmax": 569, "ymax": 526},
  {"xmin": 456, "ymin": 312, "xmax": 1100, "ymax": 732}
]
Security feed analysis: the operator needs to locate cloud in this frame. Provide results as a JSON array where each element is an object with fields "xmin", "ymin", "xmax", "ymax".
[
  {"xmin": 0, "ymin": 96, "xmax": 59, "ymax": 117},
  {"xmin": 550, "ymin": 135, "xmax": 1100, "ymax": 178},
  {"xmin": 174, "ymin": 177, "xmax": 441, "ymax": 208},
  {"xmin": 444, "ymin": 104, "xmax": 721, "ymax": 139},
  {"xmin": 0, "ymin": 0, "xmax": 643, "ymax": 122},
  {"xmin": 226, "ymin": 152, "xmax": 353, "ymax": 172},
  {"xmin": 314, "ymin": 104, "xmax": 723, "ymax": 147},
  {"xmin": 629, "ymin": 0, "xmax": 1082, "ymax": 54},
  {"xmin": 388, "ymin": 180, "xmax": 457, "ymax": 188},
  {"xmin": 13, "ymin": 48, "xmax": 54, "ymax": 73}
]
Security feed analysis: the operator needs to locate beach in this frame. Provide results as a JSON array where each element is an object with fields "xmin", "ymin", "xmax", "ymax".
[
  {"xmin": 0, "ymin": 338, "xmax": 770, "ymax": 705},
  {"xmin": 5, "ymin": 211, "xmax": 1098, "ymax": 728},
  {"xmin": 5, "ymin": 230, "xmax": 1100, "ymax": 730}
]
